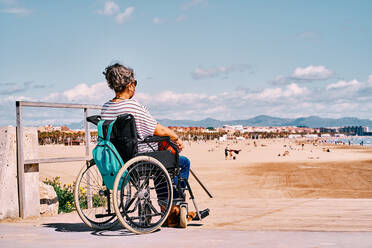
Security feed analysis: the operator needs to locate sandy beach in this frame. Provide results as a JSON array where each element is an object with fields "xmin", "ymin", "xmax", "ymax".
[{"xmin": 36, "ymin": 138, "xmax": 372, "ymax": 231}]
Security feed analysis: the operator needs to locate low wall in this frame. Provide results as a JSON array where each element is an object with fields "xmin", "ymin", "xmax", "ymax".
[{"xmin": 0, "ymin": 127, "xmax": 39, "ymax": 220}]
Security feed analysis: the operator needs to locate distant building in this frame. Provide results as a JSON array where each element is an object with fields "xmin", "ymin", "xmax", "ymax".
[
  {"xmin": 319, "ymin": 127, "xmax": 338, "ymax": 133},
  {"xmin": 321, "ymin": 134, "xmax": 331, "ymax": 138},
  {"xmin": 338, "ymin": 126, "xmax": 367, "ymax": 136},
  {"xmin": 303, "ymin": 134, "xmax": 319, "ymax": 138},
  {"xmin": 38, "ymin": 125, "xmax": 64, "ymax": 132},
  {"xmin": 288, "ymin": 134, "xmax": 302, "ymax": 139}
]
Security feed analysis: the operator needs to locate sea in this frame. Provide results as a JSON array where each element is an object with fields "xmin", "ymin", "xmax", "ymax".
[{"xmin": 326, "ymin": 136, "xmax": 372, "ymax": 146}]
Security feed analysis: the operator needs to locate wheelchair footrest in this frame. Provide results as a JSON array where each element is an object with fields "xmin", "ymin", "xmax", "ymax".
[{"xmin": 191, "ymin": 208, "xmax": 210, "ymax": 221}]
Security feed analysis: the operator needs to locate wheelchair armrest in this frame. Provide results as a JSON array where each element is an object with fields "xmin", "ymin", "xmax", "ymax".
[
  {"xmin": 141, "ymin": 136, "xmax": 180, "ymax": 155},
  {"xmin": 142, "ymin": 135, "xmax": 170, "ymax": 143}
]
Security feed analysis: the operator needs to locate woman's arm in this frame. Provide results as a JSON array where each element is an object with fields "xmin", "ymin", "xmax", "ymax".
[{"xmin": 154, "ymin": 123, "xmax": 184, "ymax": 151}]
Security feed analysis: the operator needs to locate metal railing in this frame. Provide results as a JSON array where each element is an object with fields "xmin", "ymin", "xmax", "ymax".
[{"xmin": 16, "ymin": 101, "xmax": 101, "ymax": 218}]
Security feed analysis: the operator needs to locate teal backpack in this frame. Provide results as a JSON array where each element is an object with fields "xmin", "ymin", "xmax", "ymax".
[{"xmin": 93, "ymin": 119, "xmax": 129, "ymax": 190}]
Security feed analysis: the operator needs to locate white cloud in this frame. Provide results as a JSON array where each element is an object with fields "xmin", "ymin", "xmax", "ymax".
[
  {"xmin": 256, "ymin": 83, "xmax": 308, "ymax": 100},
  {"xmin": 285, "ymin": 83, "xmax": 308, "ymax": 96},
  {"xmin": 136, "ymin": 91, "xmax": 209, "ymax": 105},
  {"xmin": 326, "ymin": 79, "xmax": 361, "ymax": 90},
  {"xmin": 98, "ymin": 1, "xmax": 120, "ymax": 16},
  {"xmin": 0, "ymin": 81, "xmax": 42, "ymax": 95},
  {"xmin": 152, "ymin": 17, "xmax": 161, "ymax": 24},
  {"xmin": 191, "ymin": 64, "xmax": 253, "ymax": 80},
  {"xmin": 292, "ymin": 65, "xmax": 333, "ymax": 80},
  {"xmin": 328, "ymin": 102, "xmax": 358, "ymax": 113},
  {"xmin": 44, "ymin": 82, "xmax": 112, "ymax": 104},
  {"xmin": 269, "ymin": 65, "xmax": 333, "ymax": 85},
  {"xmin": 256, "ymin": 88, "xmax": 283, "ymax": 100},
  {"xmin": 269, "ymin": 75, "xmax": 288, "ymax": 85},
  {"xmin": 368, "ymin": 74, "xmax": 372, "ymax": 85},
  {"xmin": 116, "ymin": 6, "xmax": 134, "ymax": 24},
  {"xmin": 176, "ymin": 14, "xmax": 187, "ymax": 22},
  {"xmin": 3, "ymin": 74, "xmax": 372, "ymax": 125},
  {"xmin": 0, "ymin": 83, "xmax": 112, "ymax": 126},
  {"xmin": 203, "ymin": 106, "xmax": 227, "ymax": 114},
  {"xmin": 135, "ymin": 83, "xmax": 310, "ymax": 120},
  {"xmin": 1, "ymin": 7, "xmax": 31, "ymax": 16},
  {"xmin": 182, "ymin": 0, "xmax": 208, "ymax": 10},
  {"xmin": 0, "ymin": 95, "xmax": 34, "ymax": 104}
]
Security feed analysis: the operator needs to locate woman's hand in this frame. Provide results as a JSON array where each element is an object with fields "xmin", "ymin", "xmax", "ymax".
[
  {"xmin": 174, "ymin": 138, "xmax": 184, "ymax": 152},
  {"xmin": 154, "ymin": 123, "xmax": 184, "ymax": 151}
]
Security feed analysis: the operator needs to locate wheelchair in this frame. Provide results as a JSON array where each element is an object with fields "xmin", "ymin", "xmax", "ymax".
[{"xmin": 74, "ymin": 114, "xmax": 210, "ymax": 234}]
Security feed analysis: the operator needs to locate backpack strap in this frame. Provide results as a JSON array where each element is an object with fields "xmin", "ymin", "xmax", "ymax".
[
  {"xmin": 97, "ymin": 119, "xmax": 116, "ymax": 141},
  {"xmin": 106, "ymin": 120, "xmax": 116, "ymax": 141},
  {"xmin": 97, "ymin": 120, "xmax": 105, "ymax": 141}
]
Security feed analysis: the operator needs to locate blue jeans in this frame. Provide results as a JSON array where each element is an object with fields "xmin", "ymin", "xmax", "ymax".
[
  {"xmin": 173, "ymin": 156, "xmax": 190, "ymax": 199},
  {"xmin": 155, "ymin": 155, "xmax": 190, "ymax": 202}
]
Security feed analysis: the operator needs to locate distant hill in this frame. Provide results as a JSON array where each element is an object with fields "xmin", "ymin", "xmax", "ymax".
[
  {"xmin": 157, "ymin": 116, "xmax": 372, "ymax": 129},
  {"xmin": 286, "ymin": 116, "xmax": 372, "ymax": 129},
  {"xmin": 65, "ymin": 116, "xmax": 372, "ymax": 130}
]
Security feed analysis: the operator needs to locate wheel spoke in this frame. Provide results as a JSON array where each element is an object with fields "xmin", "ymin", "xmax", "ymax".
[
  {"xmin": 75, "ymin": 162, "xmax": 117, "ymax": 229},
  {"xmin": 115, "ymin": 158, "xmax": 173, "ymax": 233}
]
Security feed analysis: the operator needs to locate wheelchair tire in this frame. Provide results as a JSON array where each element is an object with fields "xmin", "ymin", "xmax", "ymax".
[
  {"xmin": 74, "ymin": 159, "xmax": 119, "ymax": 230},
  {"xmin": 113, "ymin": 156, "xmax": 173, "ymax": 234},
  {"xmin": 179, "ymin": 205, "xmax": 187, "ymax": 228}
]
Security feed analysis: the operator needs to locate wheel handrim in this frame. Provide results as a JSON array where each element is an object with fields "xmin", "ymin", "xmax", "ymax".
[{"xmin": 113, "ymin": 156, "xmax": 173, "ymax": 233}]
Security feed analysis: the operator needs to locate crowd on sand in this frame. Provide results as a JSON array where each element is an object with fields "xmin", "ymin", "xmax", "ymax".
[{"xmin": 194, "ymin": 137, "xmax": 363, "ymax": 161}]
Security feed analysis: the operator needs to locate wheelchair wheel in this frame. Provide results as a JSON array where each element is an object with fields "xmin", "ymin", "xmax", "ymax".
[
  {"xmin": 113, "ymin": 156, "xmax": 173, "ymax": 234},
  {"xmin": 74, "ymin": 159, "xmax": 119, "ymax": 230}
]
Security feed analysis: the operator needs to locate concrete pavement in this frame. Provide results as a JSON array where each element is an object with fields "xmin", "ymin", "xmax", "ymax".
[
  {"xmin": 1, "ymin": 222, "xmax": 372, "ymax": 248},
  {"xmin": 2, "ymin": 197, "xmax": 372, "ymax": 248}
]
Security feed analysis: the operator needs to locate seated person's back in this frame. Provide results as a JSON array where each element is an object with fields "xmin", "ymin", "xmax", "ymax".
[{"xmin": 101, "ymin": 98, "xmax": 158, "ymax": 153}]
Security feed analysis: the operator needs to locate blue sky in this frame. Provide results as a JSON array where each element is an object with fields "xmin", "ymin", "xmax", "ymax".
[{"xmin": 1, "ymin": 0, "xmax": 372, "ymax": 126}]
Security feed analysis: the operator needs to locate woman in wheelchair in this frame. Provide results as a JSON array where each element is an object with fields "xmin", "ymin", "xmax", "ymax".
[
  {"xmin": 101, "ymin": 63, "xmax": 201, "ymax": 227},
  {"xmin": 75, "ymin": 63, "xmax": 210, "ymax": 234}
]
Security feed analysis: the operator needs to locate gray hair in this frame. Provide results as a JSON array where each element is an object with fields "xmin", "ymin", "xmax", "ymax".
[{"xmin": 103, "ymin": 63, "xmax": 136, "ymax": 92}]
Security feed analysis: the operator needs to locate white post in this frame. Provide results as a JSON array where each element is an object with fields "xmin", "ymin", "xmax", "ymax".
[
  {"xmin": 84, "ymin": 109, "xmax": 93, "ymax": 208},
  {"xmin": 16, "ymin": 101, "xmax": 26, "ymax": 218}
]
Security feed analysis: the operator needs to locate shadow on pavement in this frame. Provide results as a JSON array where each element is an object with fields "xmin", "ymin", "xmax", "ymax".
[
  {"xmin": 187, "ymin": 223, "xmax": 203, "ymax": 227},
  {"xmin": 43, "ymin": 223, "xmax": 94, "ymax": 232},
  {"xmin": 91, "ymin": 229, "xmax": 137, "ymax": 237},
  {"xmin": 91, "ymin": 229, "xmax": 160, "ymax": 237},
  {"xmin": 42, "ymin": 222, "xmax": 160, "ymax": 236}
]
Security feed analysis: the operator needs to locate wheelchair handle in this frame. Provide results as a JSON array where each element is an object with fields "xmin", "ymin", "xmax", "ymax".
[{"xmin": 87, "ymin": 115, "xmax": 101, "ymax": 125}]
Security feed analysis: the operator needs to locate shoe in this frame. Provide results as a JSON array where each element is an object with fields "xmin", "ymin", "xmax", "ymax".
[
  {"xmin": 192, "ymin": 208, "xmax": 210, "ymax": 221},
  {"xmin": 187, "ymin": 211, "xmax": 196, "ymax": 221}
]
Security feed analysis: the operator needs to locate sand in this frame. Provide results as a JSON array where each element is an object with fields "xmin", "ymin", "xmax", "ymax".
[{"xmin": 36, "ymin": 138, "xmax": 372, "ymax": 231}]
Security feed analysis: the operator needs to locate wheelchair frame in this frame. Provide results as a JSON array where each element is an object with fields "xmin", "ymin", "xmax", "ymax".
[{"xmin": 74, "ymin": 114, "xmax": 208, "ymax": 234}]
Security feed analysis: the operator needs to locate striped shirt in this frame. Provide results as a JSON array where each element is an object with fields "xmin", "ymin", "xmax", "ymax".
[{"xmin": 101, "ymin": 99, "xmax": 158, "ymax": 153}]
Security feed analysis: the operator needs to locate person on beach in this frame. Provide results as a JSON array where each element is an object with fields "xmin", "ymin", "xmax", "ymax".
[
  {"xmin": 225, "ymin": 147, "xmax": 229, "ymax": 160},
  {"xmin": 100, "ymin": 63, "xmax": 192, "ymax": 225},
  {"xmin": 228, "ymin": 149, "xmax": 233, "ymax": 159}
]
